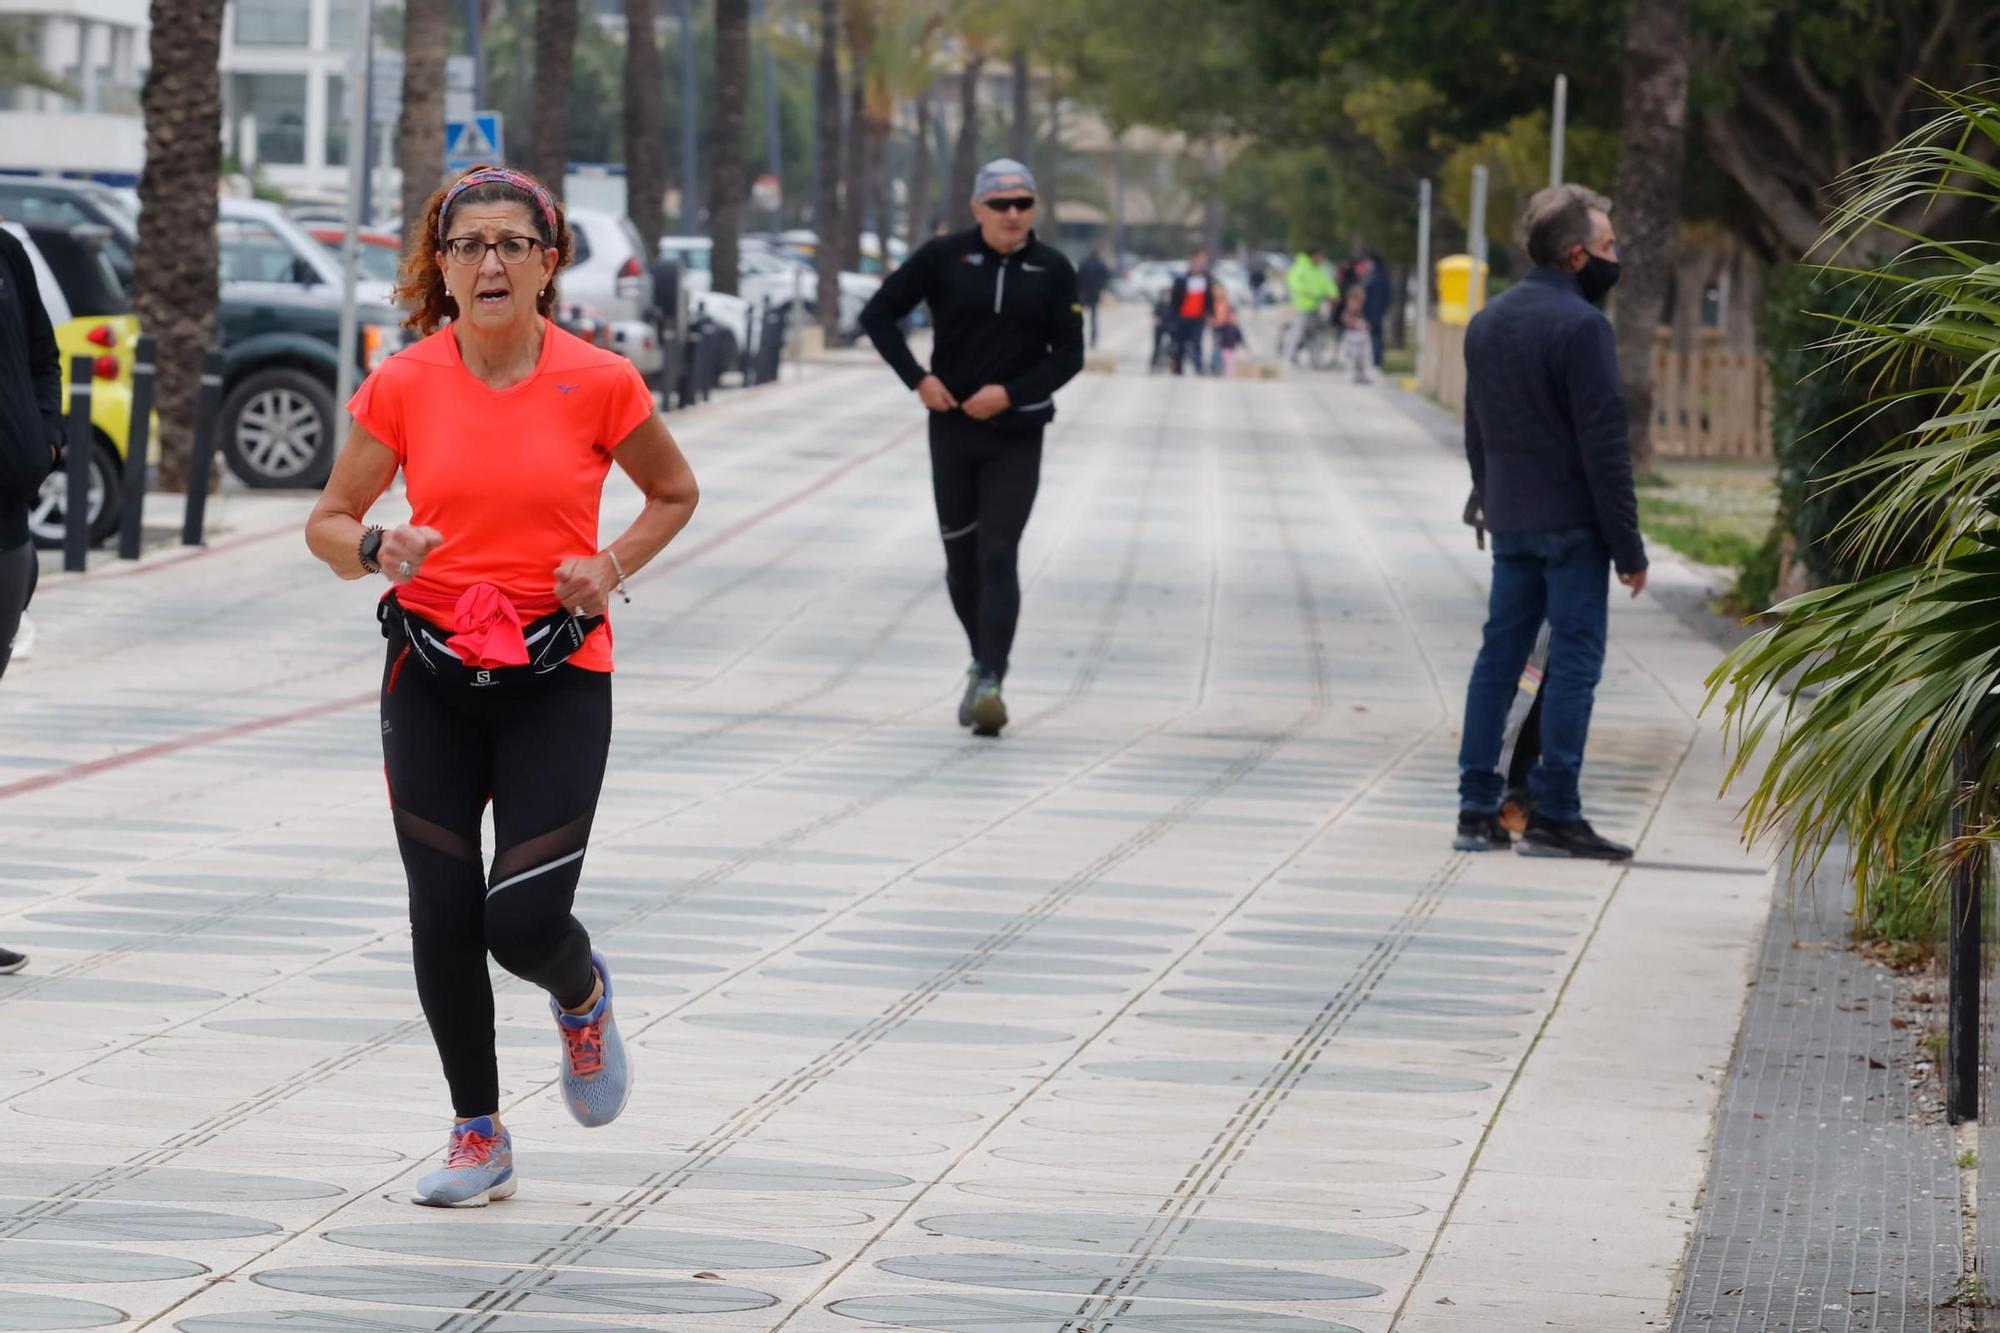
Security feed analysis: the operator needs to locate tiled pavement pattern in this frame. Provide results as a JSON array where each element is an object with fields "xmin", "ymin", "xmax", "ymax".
[
  {"xmin": 1, "ymin": 311, "xmax": 1768, "ymax": 1331},
  {"xmin": 1670, "ymin": 858, "xmax": 1961, "ymax": 1331}
]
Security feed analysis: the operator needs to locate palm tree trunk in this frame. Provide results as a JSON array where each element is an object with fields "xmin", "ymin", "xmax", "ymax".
[
  {"xmin": 873, "ymin": 117, "xmax": 893, "ymax": 265},
  {"xmin": 841, "ymin": 74, "xmax": 865, "ymax": 270},
  {"xmin": 397, "ymin": 0, "xmax": 448, "ymax": 229},
  {"xmin": 623, "ymin": 0, "xmax": 665, "ymax": 257},
  {"xmin": 1009, "ymin": 46, "xmax": 1029, "ymax": 163},
  {"xmin": 903, "ymin": 91, "xmax": 931, "ymax": 249},
  {"xmin": 1610, "ymin": 0, "xmax": 1689, "ymax": 476},
  {"xmin": 948, "ymin": 51, "xmax": 983, "ymax": 226},
  {"xmin": 709, "ymin": 0, "xmax": 749, "ymax": 295},
  {"xmin": 135, "ymin": 0, "xmax": 224, "ymax": 492},
  {"xmin": 1041, "ymin": 73, "xmax": 1059, "ymax": 247},
  {"xmin": 813, "ymin": 0, "xmax": 842, "ymax": 337},
  {"xmin": 529, "ymin": 0, "xmax": 580, "ymax": 197}
]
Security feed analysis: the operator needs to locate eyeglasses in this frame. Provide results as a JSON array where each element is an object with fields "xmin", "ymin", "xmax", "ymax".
[
  {"xmin": 442, "ymin": 235, "xmax": 545, "ymax": 265},
  {"xmin": 981, "ymin": 196, "xmax": 1037, "ymax": 214}
]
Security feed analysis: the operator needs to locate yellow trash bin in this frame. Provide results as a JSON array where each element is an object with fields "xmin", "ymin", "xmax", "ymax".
[{"xmin": 1435, "ymin": 254, "xmax": 1489, "ymax": 326}]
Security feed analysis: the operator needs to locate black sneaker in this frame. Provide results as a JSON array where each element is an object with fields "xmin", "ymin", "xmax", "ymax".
[
  {"xmin": 957, "ymin": 664, "xmax": 982, "ymax": 728},
  {"xmin": 1519, "ymin": 815, "xmax": 1632, "ymax": 861},
  {"xmin": 1453, "ymin": 812, "xmax": 1511, "ymax": 852},
  {"xmin": 0, "ymin": 948, "xmax": 25, "ymax": 975}
]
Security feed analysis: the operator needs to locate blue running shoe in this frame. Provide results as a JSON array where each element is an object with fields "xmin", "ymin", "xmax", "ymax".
[
  {"xmin": 411, "ymin": 1116, "xmax": 514, "ymax": 1207},
  {"xmin": 552, "ymin": 950, "xmax": 630, "ymax": 1127}
]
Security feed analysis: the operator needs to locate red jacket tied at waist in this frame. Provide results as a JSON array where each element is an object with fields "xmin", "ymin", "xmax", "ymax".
[{"xmin": 445, "ymin": 584, "xmax": 529, "ymax": 669}]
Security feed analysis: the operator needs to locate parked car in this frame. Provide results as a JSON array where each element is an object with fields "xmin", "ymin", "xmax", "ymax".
[
  {"xmin": 557, "ymin": 208, "xmax": 662, "ymax": 380},
  {"xmin": 658, "ymin": 235, "xmax": 874, "ymax": 342},
  {"xmin": 0, "ymin": 177, "xmax": 140, "ymax": 283},
  {"xmin": 306, "ymin": 226, "xmax": 404, "ymax": 286},
  {"xmin": 217, "ymin": 197, "xmax": 397, "ymax": 308},
  {"xmin": 5, "ymin": 222, "xmax": 151, "ymax": 548}
]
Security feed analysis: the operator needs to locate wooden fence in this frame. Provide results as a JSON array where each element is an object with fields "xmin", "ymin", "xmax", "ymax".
[{"xmin": 1417, "ymin": 319, "xmax": 1772, "ymax": 461}]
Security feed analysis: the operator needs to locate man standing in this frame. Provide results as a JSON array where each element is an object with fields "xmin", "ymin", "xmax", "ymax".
[
  {"xmin": 859, "ymin": 158, "xmax": 1084, "ymax": 739},
  {"xmin": 1164, "ymin": 247, "xmax": 1215, "ymax": 376},
  {"xmin": 1453, "ymin": 184, "xmax": 1645, "ymax": 861},
  {"xmin": 1076, "ymin": 246, "xmax": 1110, "ymax": 349},
  {"xmin": 0, "ymin": 223, "xmax": 60, "ymax": 975},
  {"xmin": 1361, "ymin": 250, "xmax": 1392, "ymax": 368}
]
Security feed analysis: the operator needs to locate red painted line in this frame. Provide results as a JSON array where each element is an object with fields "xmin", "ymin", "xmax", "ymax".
[
  {"xmin": 39, "ymin": 519, "xmax": 301, "ymax": 594},
  {"xmin": 0, "ymin": 690, "xmax": 377, "ymax": 801},
  {"xmin": 0, "ymin": 425, "xmax": 915, "ymax": 802},
  {"xmin": 641, "ymin": 420, "xmax": 920, "ymax": 582}
]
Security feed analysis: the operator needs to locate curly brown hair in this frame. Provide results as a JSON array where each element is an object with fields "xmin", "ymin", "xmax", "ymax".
[{"xmin": 395, "ymin": 164, "xmax": 573, "ymax": 335}]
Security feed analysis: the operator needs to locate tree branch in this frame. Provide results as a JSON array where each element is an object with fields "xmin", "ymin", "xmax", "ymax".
[
  {"xmin": 1885, "ymin": 0, "xmax": 1959, "ymax": 132},
  {"xmin": 1784, "ymin": 41, "xmax": 1850, "ymax": 168},
  {"xmin": 1701, "ymin": 110, "xmax": 1827, "ymax": 259}
]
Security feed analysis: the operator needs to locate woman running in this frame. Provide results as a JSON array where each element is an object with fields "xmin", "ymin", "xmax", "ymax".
[{"xmin": 305, "ymin": 165, "xmax": 698, "ymax": 1207}]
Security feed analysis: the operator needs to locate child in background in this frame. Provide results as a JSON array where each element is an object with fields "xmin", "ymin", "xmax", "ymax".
[
  {"xmin": 1339, "ymin": 283, "xmax": 1374, "ymax": 384},
  {"xmin": 1213, "ymin": 301, "xmax": 1247, "ymax": 377}
]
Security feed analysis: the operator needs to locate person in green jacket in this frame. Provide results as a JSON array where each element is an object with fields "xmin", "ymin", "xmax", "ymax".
[{"xmin": 1286, "ymin": 249, "xmax": 1337, "ymax": 364}]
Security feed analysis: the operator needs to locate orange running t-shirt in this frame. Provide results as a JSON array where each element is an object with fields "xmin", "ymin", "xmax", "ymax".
[{"xmin": 347, "ymin": 320, "xmax": 656, "ymax": 672}]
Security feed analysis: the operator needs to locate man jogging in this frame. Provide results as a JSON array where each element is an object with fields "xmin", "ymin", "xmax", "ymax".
[
  {"xmin": 860, "ymin": 158, "xmax": 1084, "ymax": 738},
  {"xmin": 0, "ymin": 223, "xmax": 60, "ymax": 978},
  {"xmin": 1453, "ymin": 183, "xmax": 1645, "ymax": 861}
]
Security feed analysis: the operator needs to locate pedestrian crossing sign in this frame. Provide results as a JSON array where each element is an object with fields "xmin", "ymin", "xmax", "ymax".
[{"xmin": 444, "ymin": 112, "xmax": 504, "ymax": 171}]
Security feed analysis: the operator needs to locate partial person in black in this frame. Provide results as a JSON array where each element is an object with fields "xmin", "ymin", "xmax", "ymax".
[
  {"xmin": 0, "ymin": 225, "xmax": 60, "ymax": 977},
  {"xmin": 860, "ymin": 157, "xmax": 1085, "ymax": 738}
]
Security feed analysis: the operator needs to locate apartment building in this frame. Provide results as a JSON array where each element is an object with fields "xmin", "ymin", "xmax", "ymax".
[{"xmin": 0, "ymin": 0, "xmax": 149, "ymax": 179}]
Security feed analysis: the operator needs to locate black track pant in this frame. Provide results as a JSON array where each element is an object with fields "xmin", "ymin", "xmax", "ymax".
[
  {"xmin": 380, "ymin": 643, "xmax": 610, "ymax": 1117},
  {"xmin": 0, "ymin": 540, "xmax": 35, "ymax": 682},
  {"xmin": 930, "ymin": 414, "xmax": 1042, "ymax": 681}
]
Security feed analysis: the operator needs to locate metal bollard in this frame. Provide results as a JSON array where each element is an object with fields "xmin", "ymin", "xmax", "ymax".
[
  {"xmin": 1948, "ymin": 739, "xmax": 1982, "ymax": 1124},
  {"xmin": 63, "ymin": 354, "xmax": 93, "ymax": 573},
  {"xmin": 181, "ymin": 349, "xmax": 224, "ymax": 547},
  {"xmin": 119, "ymin": 335, "xmax": 156, "ymax": 561}
]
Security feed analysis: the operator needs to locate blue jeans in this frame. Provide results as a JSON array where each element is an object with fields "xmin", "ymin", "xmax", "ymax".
[
  {"xmin": 1457, "ymin": 527, "xmax": 1610, "ymax": 822},
  {"xmin": 1171, "ymin": 319, "xmax": 1206, "ymax": 375}
]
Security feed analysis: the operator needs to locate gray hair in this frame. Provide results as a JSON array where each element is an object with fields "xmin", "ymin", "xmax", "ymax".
[{"xmin": 1519, "ymin": 184, "xmax": 1612, "ymax": 268}]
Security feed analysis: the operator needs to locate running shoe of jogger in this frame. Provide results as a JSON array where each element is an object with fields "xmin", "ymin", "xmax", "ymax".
[
  {"xmin": 305, "ymin": 164, "xmax": 700, "ymax": 1206},
  {"xmin": 860, "ymin": 158, "xmax": 1086, "ymax": 738}
]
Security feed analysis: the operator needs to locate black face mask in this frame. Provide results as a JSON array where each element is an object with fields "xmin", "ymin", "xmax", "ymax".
[{"xmin": 1577, "ymin": 254, "xmax": 1621, "ymax": 305}]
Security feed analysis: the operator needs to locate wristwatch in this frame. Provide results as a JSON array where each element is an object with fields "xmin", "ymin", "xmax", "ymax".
[{"xmin": 358, "ymin": 525, "xmax": 385, "ymax": 574}]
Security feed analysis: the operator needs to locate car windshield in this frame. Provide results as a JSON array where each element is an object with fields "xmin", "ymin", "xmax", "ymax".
[
  {"xmin": 316, "ymin": 236, "xmax": 401, "ymax": 283},
  {"xmin": 664, "ymin": 245, "xmax": 711, "ymax": 272},
  {"xmin": 220, "ymin": 218, "xmax": 314, "ymax": 285}
]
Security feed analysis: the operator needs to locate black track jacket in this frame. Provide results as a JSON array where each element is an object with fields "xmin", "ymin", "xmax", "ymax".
[{"xmin": 860, "ymin": 227, "xmax": 1085, "ymax": 433}]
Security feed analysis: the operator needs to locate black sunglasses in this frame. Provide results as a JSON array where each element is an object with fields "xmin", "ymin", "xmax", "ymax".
[{"xmin": 982, "ymin": 196, "xmax": 1037, "ymax": 214}]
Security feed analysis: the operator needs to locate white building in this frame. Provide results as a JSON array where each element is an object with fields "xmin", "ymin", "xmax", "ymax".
[
  {"xmin": 0, "ymin": 0, "xmax": 150, "ymax": 179},
  {"xmin": 220, "ymin": 0, "xmax": 393, "ymax": 203}
]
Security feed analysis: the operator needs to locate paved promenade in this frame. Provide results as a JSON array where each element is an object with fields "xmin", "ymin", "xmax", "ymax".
[{"xmin": 0, "ymin": 312, "xmax": 1771, "ymax": 1332}]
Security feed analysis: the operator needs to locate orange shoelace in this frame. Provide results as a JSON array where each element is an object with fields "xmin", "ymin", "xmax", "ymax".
[
  {"xmin": 563, "ymin": 1021, "xmax": 605, "ymax": 1077},
  {"xmin": 446, "ymin": 1127, "xmax": 497, "ymax": 1169}
]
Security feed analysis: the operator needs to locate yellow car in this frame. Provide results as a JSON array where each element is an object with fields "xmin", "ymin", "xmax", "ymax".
[{"xmin": 4, "ymin": 221, "xmax": 158, "ymax": 548}]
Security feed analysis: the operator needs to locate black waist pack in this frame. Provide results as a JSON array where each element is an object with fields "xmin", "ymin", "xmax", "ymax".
[{"xmin": 379, "ymin": 595, "xmax": 604, "ymax": 685}]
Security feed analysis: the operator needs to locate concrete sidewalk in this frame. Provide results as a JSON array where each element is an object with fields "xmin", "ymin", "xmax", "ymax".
[{"xmin": 0, "ymin": 308, "xmax": 1767, "ymax": 1332}]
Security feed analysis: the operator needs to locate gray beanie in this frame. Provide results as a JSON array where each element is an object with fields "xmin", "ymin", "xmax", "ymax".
[{"xmin": 972, "ymin": 158, "xmax": 1038, "ymax": 200}]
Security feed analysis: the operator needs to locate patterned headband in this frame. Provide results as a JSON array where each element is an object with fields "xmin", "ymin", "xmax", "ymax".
[{"xmin": 436, "ymin": 167, "xmax": 559, "ymax": 244}]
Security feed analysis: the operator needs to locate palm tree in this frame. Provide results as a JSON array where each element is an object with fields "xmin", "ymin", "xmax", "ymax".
[
  {"xmin": 946, "ymin": 46, "xmax": 983, "ymax": 224},
  {"xmin": 814, "ymin": 0, "xmax": 842, "ymax": 336},
  {"xmin": 398, "ymin": 0, "xmax": 448, "ymax": 230},
  {"xmin": 1610, "ymin": 0, "xmax": 1690, "ymax": 476},
  {"xmin": 840, "ymin": 9, "xmax": 869, "ymax": 272},
  {"xmin": 135, "ymin": 0, "xmax": 225, "ymax": 492},
  {"xmin": 624, "ymin": 0, "xmax": 667, "ymax": 257},
  {"xmin": 529, "ymin": 0, "xmax": 581, "ymax": 198},
  {"xmin": 1009, "ymin": 45, "xmax": 1029, "ymax": 163},
  {"xmin": 1711, "ymin": 84, "xmax": 2000, "ymax": 912},
  {"xmin": 710, "ymin": 0, "xmax": 750, "ymax": 294},
  {"xmin": 903, "ymin": 90, "xmax": 933, "ymax": 248}
]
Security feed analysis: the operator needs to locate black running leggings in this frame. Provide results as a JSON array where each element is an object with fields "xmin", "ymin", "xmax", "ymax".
[
  {"xmin": 0, "ymin": 539, "xmax": 37, "ymax": 682},
  {"xmin": 380, "ymin": 643, "xmax": 610, "ymax": 1117},
  {"xmin": 930, "ymin": 415, "xmax": 1042, "ymax": 681}
]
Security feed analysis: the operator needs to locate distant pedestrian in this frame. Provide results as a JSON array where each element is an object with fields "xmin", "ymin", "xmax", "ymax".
[
  {"xmin": 304, "ymin": 164, "xmax": 701, "ymax": 1205},
  {"xmin": 858, "ymin": 157, "xmax": 1085, "ymax": 738},
  {"xmin": 1362, "ymin": 251, "xmax": 1392, "ymax": 367},
  {"xmin": 1214, "ymin": 301, "xmax": 1247, "ymax": 377},
  {"xmin": 1453, "ymin": 183, "xmax": 1644, "ymax": 861},
  {"xmin": 1166, "ymin": 247, "xmax": 1216, "ymax": 376},
  {"xmin": 1286, "ymin": 248, "xmax": 1335, "ymax": 365},
  {"xmin": 1337, "ymin": 284, "xmax": 1373, "ymax": 384},
  {"xmin": 1077, "ymin": 247, "xmax": 1111, "ymax": 349},
  {"xmin": 0, "ymin": 223, "xmax": 60, "ymax": 978}
]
